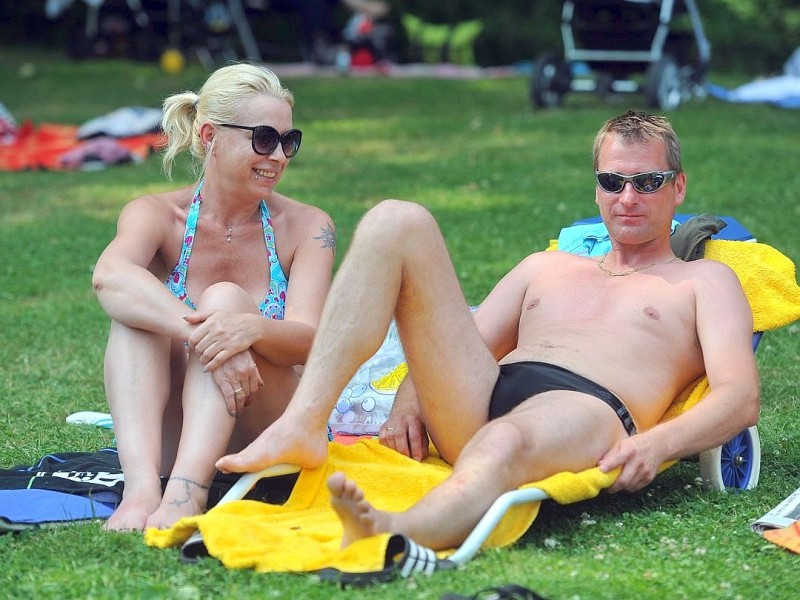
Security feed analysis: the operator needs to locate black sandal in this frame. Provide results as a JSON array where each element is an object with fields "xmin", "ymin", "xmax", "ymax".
[{"xmin": 442, "ymin": 583, "xmax": 549, "ymax": 600}]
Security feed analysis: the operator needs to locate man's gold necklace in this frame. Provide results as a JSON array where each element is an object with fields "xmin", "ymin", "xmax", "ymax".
[{"xmin": 597, "ymin": 253, "xmax": 680, "ymax": 277}]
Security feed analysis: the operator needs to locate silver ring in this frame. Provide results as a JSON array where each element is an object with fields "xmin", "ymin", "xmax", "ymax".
[
  {"xmin": 233, "ymin": 386, "xmax": 244, "ymax": 394},
  {"xmin": 385, "ymin": 427, "xmax": 395, "ymax": 431}
]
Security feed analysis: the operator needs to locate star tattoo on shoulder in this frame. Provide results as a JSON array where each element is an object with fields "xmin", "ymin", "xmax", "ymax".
[{"xmin": 314, "ymin": 222, "xmax": 337, "ymax": 254}]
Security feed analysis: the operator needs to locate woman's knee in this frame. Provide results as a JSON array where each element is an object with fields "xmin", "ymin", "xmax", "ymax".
[{"xmin": 195, "ymin": 282, "xmax": 255, "ymax": 311}]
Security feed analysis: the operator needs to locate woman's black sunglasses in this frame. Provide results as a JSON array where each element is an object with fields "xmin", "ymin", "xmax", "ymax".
[
  {"xmin": 220, "ymin": 124, "xmax": 302, "ymax": 158},
  {"xmin": 595, "ymin": 170, "xmax": 678, "ymax": 194}
]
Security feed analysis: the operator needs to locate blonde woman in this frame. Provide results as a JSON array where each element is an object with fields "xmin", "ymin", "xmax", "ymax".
[{"xmin": 93, "ymin": 63, "xmax": 335, "ymax": 531}]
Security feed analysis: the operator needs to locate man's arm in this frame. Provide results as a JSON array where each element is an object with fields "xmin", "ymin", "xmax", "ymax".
[
  {"xmin": 473, "ymin": 254, "xmax": 540, "ymax": 360},
  {"xmin": 600, "ymin": 261, "xmax": 759, "ymax": 492}
]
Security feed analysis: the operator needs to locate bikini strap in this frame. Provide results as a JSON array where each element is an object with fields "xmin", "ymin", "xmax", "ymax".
[
  {"xmin": 178, "ymin": 182, "xmax": 203, "ymax": 274},
  {"xmin": 164, "ymin": 180, "xmax": 203, "ymax": 307},
  {"xmin": 259, "ymin": 199, "xmax": 288, "ymax": 319}
]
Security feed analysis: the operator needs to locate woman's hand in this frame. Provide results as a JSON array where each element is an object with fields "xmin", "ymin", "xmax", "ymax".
[
  {"xmin": 185, "ymin": 310, "xmax": 255, "ymax": 371},
  {"xmin": 210, "ymin": 348, "xmax": 264, "ymax": 417}
]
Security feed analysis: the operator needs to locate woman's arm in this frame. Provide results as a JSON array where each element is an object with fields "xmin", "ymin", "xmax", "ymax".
[
  {"xmin": 93, "ymin": 196, "xmax": 193, "ymax": 341},
  {"xmin": 188, "ymin": 208, "xmax": 337, "ymax": 372},
  {"xmin": 251, "ymin": 209, "xmax": 336, "ymax": 365}
]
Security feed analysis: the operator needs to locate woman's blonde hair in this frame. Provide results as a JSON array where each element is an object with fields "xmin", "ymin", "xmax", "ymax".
[{"xmin": 160, "ymin": 62, "xmax": 295, "ymax": 179}]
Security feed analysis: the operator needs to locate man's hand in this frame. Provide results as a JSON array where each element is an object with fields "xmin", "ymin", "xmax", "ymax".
[
  {"xmin": 378, "ymin": 412, "xmax": 429, "ymax": 462},
  {"xmin": 598, "ymin": 434, "xmax": 665, "ymax": 494}
]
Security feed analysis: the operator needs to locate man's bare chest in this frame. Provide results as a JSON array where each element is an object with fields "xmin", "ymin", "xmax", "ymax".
[{"xmin": 519, "ymin": 276, "xmax": 696, "ymax": 335}]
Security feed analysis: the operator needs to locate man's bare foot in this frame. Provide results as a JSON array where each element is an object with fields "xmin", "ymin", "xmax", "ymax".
[
  {"xmin": 327, "ymin": 471, "xmax": 392, "ymax": 548},
  {"xmin": 216, "ymin": 416, "xmax": 329, "ymax": 474},
  {"xmin": 104, "ymin": 492, "xmax": 161, "ymax": 532}
]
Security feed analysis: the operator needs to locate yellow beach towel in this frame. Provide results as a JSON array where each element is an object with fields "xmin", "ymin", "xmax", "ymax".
[
  {"xmin": 146, "ymin": 240, "xmax": 799, "ymax": 576},
  {"xmin": 704, "ymin": 240, "xmax": 800, "ymax": 332},
  {"xmin": 147, "ymin": 440, "xmax": 459, "ymax": 574},
  {"xmin": 143, "ymin": 436, "xmax": 649, "ymax": 577},
  {"xmin": 145, "ymin": 437, "xmax": 616, "ymax": 575}
]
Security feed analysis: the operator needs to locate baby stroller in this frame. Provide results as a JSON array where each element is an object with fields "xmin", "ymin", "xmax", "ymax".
[
  {"xmin": 45, "ymin": 0, "xmax": 154, "ymax": 59},
  {"xmin": 530, "ymin": 0, "xmax": 710, "ymax": 110},
  {"xmin": 160, "ymin": 0, "xmax": 262, "ymax": 69},
  {"xmin": 46, "ymin": 0, "xmax": 261, "ymax": 67}
]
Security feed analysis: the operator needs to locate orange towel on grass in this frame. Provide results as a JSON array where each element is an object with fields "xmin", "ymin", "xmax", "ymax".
[{"xmin": 0, "ymin": 121, "xmax": 165, "ymax": 171}]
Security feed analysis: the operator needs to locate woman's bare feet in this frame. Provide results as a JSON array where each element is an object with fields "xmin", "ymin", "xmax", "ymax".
[
  {"xmin": 216, "ymin": 415, "xmax": 329, "ymax": 473},
  {"xmin": 104, "ymin": 489, "xmax": 162, "ymax": 532},
  {"xmin": 327, "ymin": 471, "xmax": 392, "ymax": 547},
  {"xmin": 143, "ymin": 475, "xmax": 209, "ymax": 530}
]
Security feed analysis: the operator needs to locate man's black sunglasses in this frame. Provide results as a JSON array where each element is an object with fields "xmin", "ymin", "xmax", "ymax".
[
  {"xmin": 595, "ymin": 170, "xmax": 678, "ymax": 194},
  {"xmin": 220, "ymin": 124, "xmax": 302, "ymax": 158}
]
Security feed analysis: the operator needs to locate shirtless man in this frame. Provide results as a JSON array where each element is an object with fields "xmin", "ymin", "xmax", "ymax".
[{"xmin": 216, "ymin": 111, "xmax": 759, "ymax": 551}]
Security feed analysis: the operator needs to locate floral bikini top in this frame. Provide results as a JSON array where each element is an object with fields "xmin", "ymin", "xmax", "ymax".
[{"xmin": 165, "ymin": 181, "xmax": 288, "ymax": 320}]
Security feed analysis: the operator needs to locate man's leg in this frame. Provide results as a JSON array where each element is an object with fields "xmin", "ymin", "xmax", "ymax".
[
  {"xmin": 330, "ymin": 391, "xmax": 630, "ymax": 550},
  {"xmin": 217, "ymin": 200, "xmax": 499, "ymax": 473}
]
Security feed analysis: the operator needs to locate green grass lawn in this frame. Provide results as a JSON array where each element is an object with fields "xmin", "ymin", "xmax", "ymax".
[{"xmin": 0, "ymin": 47, "xmax": 798, "ymax": 599}]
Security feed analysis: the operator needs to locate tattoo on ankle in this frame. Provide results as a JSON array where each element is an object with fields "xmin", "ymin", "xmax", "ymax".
[{"xmin": 167, "ymin": 476, "xmax": 210, "ymax": 508}]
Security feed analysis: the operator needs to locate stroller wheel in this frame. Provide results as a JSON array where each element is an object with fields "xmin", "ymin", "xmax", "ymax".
[
  {"xmin": 645, "ymin": 55, "xmax": 683, "ymax": 110},
  {"xmin": 530, "ymin": 53, "xmax": 570, "ymax": 109},
  {"xmin": 699, "ymin": 425, "xmax": 761, "ymax": 491}
]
